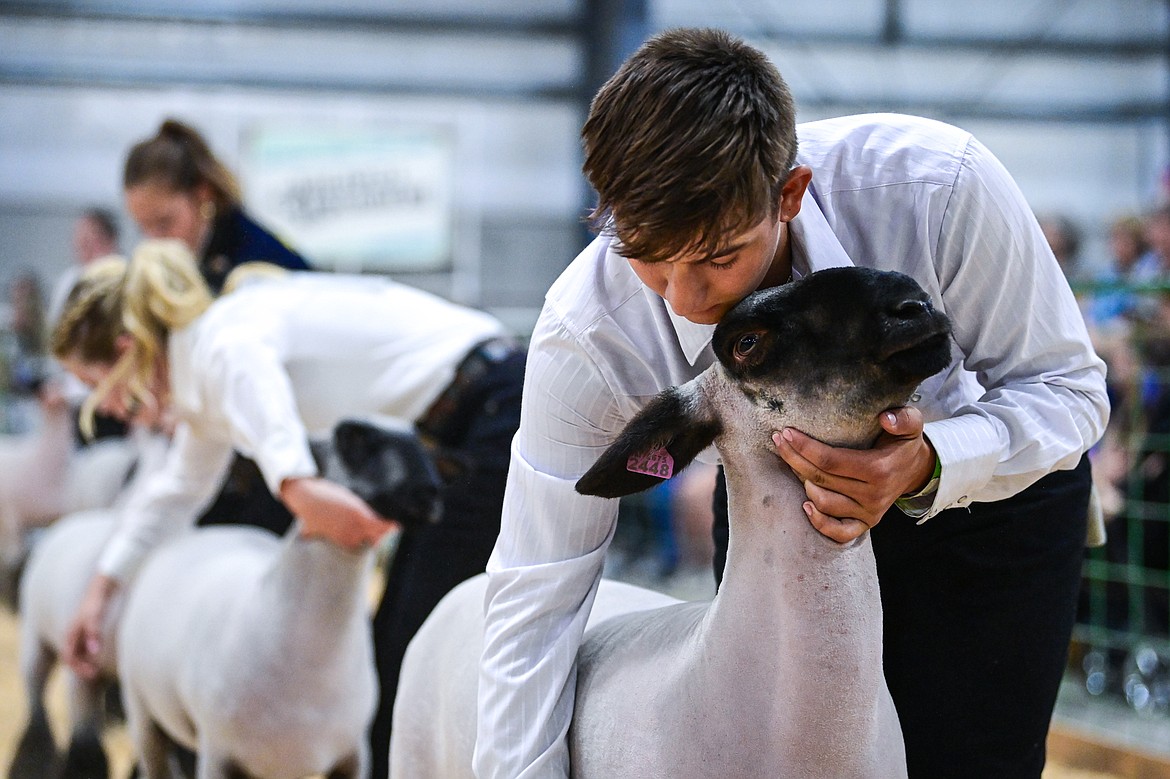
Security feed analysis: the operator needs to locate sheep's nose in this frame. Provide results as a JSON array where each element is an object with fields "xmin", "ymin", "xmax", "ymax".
[{"xmin": 891, "ymin": 298, "xmax": 930, "ymax": 319}]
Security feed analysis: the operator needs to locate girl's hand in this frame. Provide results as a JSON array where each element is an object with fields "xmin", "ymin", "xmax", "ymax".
[
  {"xmin": 280, "ymin": 476, "xmax": 398, "ymax": 550},
  {"xmin": 773, "ymin": 407, "xmax": 936, "ymax": 543},
  {"xmin": 63, "ymin": 574, "xmax": 120, "ymax": 680}
]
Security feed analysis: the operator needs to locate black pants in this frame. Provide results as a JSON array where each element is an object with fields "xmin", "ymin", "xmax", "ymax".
[
  {"xmin": 367, "ymin": 350, "xmax": 525, "ymax": 779},
  {"xmin": 194, "ymin": 454, "xmax": 295, "ymax": 535},
  {"xmin": 713, "ymin": 455, "xmax": 1092, "ymax": 778}
]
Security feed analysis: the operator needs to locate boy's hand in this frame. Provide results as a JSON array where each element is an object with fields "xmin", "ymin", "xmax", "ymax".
[{"xmin": 773, "ymin": 406, "xmax": 936, "ymax": 543}]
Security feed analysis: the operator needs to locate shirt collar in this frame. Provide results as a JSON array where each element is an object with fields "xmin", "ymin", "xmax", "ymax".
[
  {"xmin": 668, "ymin": 185, "xmax": 856, "ymax": 366},
  {"xmin": 666, "ymin": 303, "xmax": 716, "ymax": 366}
]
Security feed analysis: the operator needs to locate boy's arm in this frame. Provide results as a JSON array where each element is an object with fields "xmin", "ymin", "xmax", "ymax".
[
  {"xmin": 779, "ymin": 134, "xmax": 1109, "ymax": 531},
  {"xmin": 474, "ymin": 312, "xmax": 626, "ymax": 779}
]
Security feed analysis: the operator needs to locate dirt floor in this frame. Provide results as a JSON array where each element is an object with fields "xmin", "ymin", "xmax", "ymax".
[{"xmin": 0, "ymin": 599, "xmax": 1147, "ymax": 779}]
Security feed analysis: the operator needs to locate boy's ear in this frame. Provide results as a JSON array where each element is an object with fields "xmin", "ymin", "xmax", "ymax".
[{"xmin": 576, "ymin": 384, "xmax": 720, "ymax": 499}]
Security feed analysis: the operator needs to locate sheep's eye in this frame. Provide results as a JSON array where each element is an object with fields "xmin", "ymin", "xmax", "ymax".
[{"xmin": 735, "ymin": 333, "xmax": 760, "ymax": 358}]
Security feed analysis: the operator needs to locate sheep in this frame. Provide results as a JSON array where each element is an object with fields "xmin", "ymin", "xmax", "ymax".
[
  {"xmin": 0, "ymin": 390, "xmax": 137, "ymax": 602},
  {"xmin": 8, "ymin": 508, "xmax": 121, "ymax": 779},
  {"xmin": 7, "ymin": 429, "xmax": 169, "ymax": 779},
  {"xmin": 40, "ymin": 416, "xmax": 439, "ymax": 779},
  {"xmin": 390, "ymin": 266, "xmax": 954, "ymax": 778}
]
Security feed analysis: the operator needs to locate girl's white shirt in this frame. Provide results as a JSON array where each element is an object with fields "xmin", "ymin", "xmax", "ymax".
[{"xmin": 97, "ymin": 271, "xmax": 505, "ymax": 580}]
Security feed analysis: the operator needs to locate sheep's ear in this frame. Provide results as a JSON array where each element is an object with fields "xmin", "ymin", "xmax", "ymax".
[{"xmin": 576, "ymin": 385, "xmax": 720, "ymax": 499}]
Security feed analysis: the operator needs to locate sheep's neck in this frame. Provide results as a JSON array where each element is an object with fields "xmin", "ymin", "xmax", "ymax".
[
  {"xmin": 243, "ymin": 533, "xmax": 373, "ymax": 668},
  {"xmin": 699, "ymin": 448, "xmax": 887, "ymax": 733}
]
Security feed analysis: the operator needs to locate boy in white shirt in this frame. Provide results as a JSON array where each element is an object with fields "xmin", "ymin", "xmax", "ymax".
[{"xmin": 475, "ymin": 27, "xmax": 1108, "ymax": 779}]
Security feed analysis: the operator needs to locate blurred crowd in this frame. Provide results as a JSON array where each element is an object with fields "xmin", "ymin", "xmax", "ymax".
[{"xmin": 1037, "ymin": 205, "xmax": 1170, "ymax": 714}]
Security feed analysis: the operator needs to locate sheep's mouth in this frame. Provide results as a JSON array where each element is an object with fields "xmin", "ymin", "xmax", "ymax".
[{"xmin": 878, "ymin": 327, "xmax": 952, "ymax": 373}]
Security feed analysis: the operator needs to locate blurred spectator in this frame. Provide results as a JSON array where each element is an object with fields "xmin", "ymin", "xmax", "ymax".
[
  {"xmin": 1144, "ymin": 202, "xmax": 1170, "ymax": 277},
  {"xmin": 1108, "ymin": 291, "xmax": 1170, "ymax": 640},
  {"xmin": 0, "ymin": 271, "xmax": 49, "ymax": 433},
  {"xmin": 1037, "ymin": 212, "xmax": 1085, "ymax": 281},
  {"xmin": 1111, "ymin": 214, "xmax": 1154, "ymax": 278},
  {"xmin": 50, "ymin": 207, "xmax": 123, "ymax": 326},
  {"xmin": 123, "ymin": 118, "xmax": 311, "ymax": 293},
  {"xmin": 72, "ymin": 206, "xmax": 121, "ymax": 264},
  {"xmin": 1085, "ymin": 214, "xmax": 1157, "ymax": 332}
]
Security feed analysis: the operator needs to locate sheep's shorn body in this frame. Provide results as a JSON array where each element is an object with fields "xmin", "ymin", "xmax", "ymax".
[
  {"xmin": 390, "ymin": 267, "xmax": 953, "ymax": 778},
  {"xmin": 9, "ymin": 509, "xmax": 120, "ymax": 779},
  {"xmin": 115, "ymin": 417, "xmax": 441, "ymax": 779},
  {"xmin": 8, "ymin": 430, "xmax": 169, "ymax": 779},
  {"xmin": 0, "ymin": 400, "xmax": 137, "ymax": 602}
]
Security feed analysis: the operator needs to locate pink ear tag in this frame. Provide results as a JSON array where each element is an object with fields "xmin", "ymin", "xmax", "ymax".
[{"xmin": 626, "ymin": 447, "xmax": 675, "ymax": 479}]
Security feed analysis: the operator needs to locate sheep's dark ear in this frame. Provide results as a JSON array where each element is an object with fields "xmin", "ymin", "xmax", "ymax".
[{"xmin": 576, "ymin": 386, "xmax": 720, "ymax": 499}]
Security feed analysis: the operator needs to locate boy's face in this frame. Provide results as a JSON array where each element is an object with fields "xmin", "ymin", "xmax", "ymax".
[
  {"xmin": 627, "ymin": 214, "xmax": 789, "ymax": 325},
  {"xmin": 624, "ymin": 167, "xmax": 812, "ymax": 325}
]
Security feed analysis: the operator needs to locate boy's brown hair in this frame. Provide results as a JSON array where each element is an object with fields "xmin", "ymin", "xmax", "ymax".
[{"xmin": 582, "ymin": 27, "xmax": 798, "ymax": 264}]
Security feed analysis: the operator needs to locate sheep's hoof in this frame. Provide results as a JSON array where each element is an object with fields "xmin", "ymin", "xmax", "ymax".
[
  {"xmin": 7, "ymin": 713, "xmax": 60, "ymax": 779},
  {"xmin": 59, "ymin": 729, "xmax": 109, "ymax": 779},
  {"xmin": 0, "ymin": 557, "xmax": 23, "ymax": 613}
]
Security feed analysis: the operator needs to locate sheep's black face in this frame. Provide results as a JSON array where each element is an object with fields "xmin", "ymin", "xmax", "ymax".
[
  {"xmin": 319, "ymin": 418, "xmax": 443, "ymax": 531},
  {"xmin": 712, "ymin": 267, "xmax": 952, "ymax": 417}
]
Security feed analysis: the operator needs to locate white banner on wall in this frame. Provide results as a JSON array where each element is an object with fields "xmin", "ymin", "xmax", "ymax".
[{"xmin": 239, "ymin": 123, "xmax": 455, "ymax": 273}]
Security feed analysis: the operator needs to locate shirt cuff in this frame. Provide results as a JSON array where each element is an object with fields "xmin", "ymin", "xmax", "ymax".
[
  {"xmin": 905, "ymin": 415, "xmax": 1003, "ymax": 522},
  {"xmin": 894, "ymin": 455, "xmax": 940, "ymax": 519},
  {"xmin": 254, "ymin": 437, "xmax": 319, "ymax": 496},
  {"xmin": 96, "ymin": 533, "xmax": 146, "ymax": 582}
]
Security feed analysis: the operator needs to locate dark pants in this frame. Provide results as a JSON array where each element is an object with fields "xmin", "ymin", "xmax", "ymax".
[
  {"xmin": 367, "ymin": 350, "xmax": 524, "ymax": 779},
  {"xmin": 713, "ymin": 455, "xmax": 1092, "ymax": 778},
  {"xmin": 194, "ymin": 454, "xmax": 295, "ymax": 535}
]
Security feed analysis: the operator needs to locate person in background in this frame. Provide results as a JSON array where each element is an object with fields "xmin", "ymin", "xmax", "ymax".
[
  {"xmin": 1111, "ymin": 213, "xmax": 1155, "ymax": 280},
  {"xmin": 1144, "ymin": 202, "xmax": 1170, "ymax": 280},
  {"xmin": 73, "ymin": 207, "xmax": 121, "ymax": 265},
  {"xmin": 1, "ymin": 271, "xmax": 49, "ymax": 431},
  {"xmin": 120, "ymin": 118, "xmax": 314, "ymax": 536},
  {"xmin": 474, "ymin": 28, "xmax": 1108, "ymax": 779},
  {"xmin": 1037, "ymin": 212, "xmax": 1086, "ymax": 282},
  {"xmin": 51, "ymin": 208, "xmax": 122, "ymax": 321},
  {"xmin": 55, "ymin": 239, "xmax": 522, "ymax": 779},
  {"xmin": 122, "ymin": 118, "xmax": 310, "ymax": 294},
  {"xmin": 1078, "ymin": 213, "xmax": 1157, "ymax": 335}
]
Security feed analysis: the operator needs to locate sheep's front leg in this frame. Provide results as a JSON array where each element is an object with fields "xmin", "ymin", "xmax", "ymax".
[
  {"xmin": 193, "ymin": 748, "xmax": 233, "ymax": 779},
  {"xmin": 59, "ymin": 668, "xmax": 111, "ymax": 776},
  {"xmin": 9, "ymin": 639, "xmax": 59, "ymax": 779}
]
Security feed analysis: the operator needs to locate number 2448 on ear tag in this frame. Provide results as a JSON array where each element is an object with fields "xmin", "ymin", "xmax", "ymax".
[{"xmin": 626, "ymin": 447, "xmax": 674, "ymax": 479}]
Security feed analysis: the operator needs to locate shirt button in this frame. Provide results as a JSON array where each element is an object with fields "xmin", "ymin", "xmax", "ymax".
[{"xmin": 910, "ymin": 392, "xmax": 922, "ymax": 402}]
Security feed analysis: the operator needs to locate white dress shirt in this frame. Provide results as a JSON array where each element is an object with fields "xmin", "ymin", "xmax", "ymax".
[
  {"xmin": 97, "ymin": 272, "xmax": 505, "ymax": 581},
  {"xmin": 474, "ymin": 113, "xmax": 1110, "ymax": 778}
]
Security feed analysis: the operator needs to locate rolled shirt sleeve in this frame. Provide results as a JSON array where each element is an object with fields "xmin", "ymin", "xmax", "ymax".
[
  {"xmin": 206, "ymin": 338, "xmax": 319, "ymax": 496},
  {"xmin": 475, "ymin": 310, "xmax": 628, "ymax": 779},
  {"xmin": 913, "ymin": 134, "xmax": 1109, "ymax": 519}
]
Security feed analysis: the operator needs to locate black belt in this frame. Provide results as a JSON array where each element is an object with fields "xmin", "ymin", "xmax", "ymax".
[{"xmin": 417, "ymin": 336, "xmax": 523, "ymax": 444}]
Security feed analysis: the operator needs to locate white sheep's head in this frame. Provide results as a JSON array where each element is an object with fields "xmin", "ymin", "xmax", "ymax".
[
  {"xmin": 312, "ymin": 416, "xmax": 443, "ymax": 529},
  {"xmin": 576, "ymin": 267, "xmax": 953, "ymax": 499}
]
